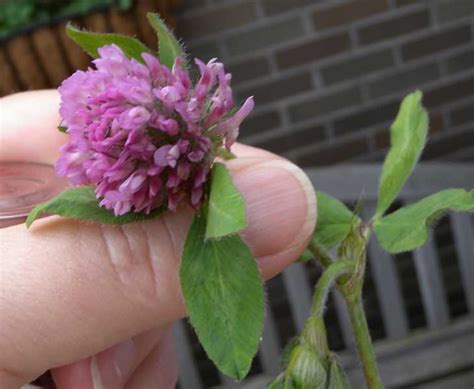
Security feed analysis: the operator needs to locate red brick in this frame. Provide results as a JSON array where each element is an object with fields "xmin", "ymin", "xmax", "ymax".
[
  {"xmin": 295, "ymin": 137, "xmax": 370, "ymax": 166},
  {"xmin": 312, "ymin": 0, "xmax": 389, "ymax": 30},
  {"xmin": 276, "ymin": 33, "xmax": 351, "ymax": 70}
]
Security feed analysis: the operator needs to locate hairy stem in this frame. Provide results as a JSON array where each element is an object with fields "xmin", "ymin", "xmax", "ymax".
[
  {"xmin": 311, "ymin": 260, "xmax": 354, "ymax": 317},
  {"xmin": 307, "ymin": 238, "xmax": 333, "ymax": 268},
  {"xmin": 344, "ymin": 294, "xmax": 383, "ymax": 389}
]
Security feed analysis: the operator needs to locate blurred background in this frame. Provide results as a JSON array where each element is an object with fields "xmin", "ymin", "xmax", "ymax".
[{"xmin": 1, "ymin": 0, "xmax": 473, "ymax": 388}]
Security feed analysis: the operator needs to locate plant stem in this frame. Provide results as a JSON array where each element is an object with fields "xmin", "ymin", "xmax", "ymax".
[
  {"xmin": 305, "ymin": 226, "xmax": 383, "ymax": 388},
  {"xmin": 311, "ymin": 260, "xmax": 353, "ymax": 317},
  {"xmin": 307, "ymin": 239, "xmax": 333, "ymax": 268},
  {"xmin": 344, "ymin": 293, "xmax": 384, "ymax": 389}
]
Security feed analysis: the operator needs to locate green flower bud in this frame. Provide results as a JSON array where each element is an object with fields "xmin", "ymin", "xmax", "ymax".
[
  {"xmin": 301, "ymin": 316, "xmax": 329, "ymax": 358},
  {"xmin": 288, "ymin": 345, "xmax": 327, "ymax": 389},
  {"xmin": 281, "ymin": 336, "xmax": 300, "ymax": 369}
]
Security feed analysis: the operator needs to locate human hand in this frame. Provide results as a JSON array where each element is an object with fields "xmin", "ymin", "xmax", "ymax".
[{"xmin": 0, "ymin": 90, "xmax": 316, "ymax": 389}]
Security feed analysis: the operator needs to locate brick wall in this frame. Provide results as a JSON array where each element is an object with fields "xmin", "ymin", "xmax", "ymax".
[{"xmin": 176, "ymin": 0, "xmax": 474, "ymax": 166}]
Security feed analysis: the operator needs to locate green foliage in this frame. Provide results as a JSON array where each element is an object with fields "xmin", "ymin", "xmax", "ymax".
[
  {"xmin": 313, "ymin": 191, "xmax": 359, "ymax": 250},
  {"xmin": 376, "ymin": 90, "xmax": 428, "ymax": 218},
  {"xmin": 180, "ymin": 214, "xmax": 264, "ymax": 380},
  {"xmin": 0, "ymin": 0, "xmax": 131, "ymax": 37},
  {"xmin": 147, "ymin": 12, "xmax": 185, "ymax": 69},
  {"xmin": 278, "ymin": 91, "xmax": 473, "ymax": 388},
  {"xmin": 26, "ymin": 187, "xmax": 164, "ymax": 227},
  {"xmin": 217, "ymin": 147, "xmax": 237, "ymax": 160},
  {"xmin": 297, "ymin": 249, "xmax": 313, "ymax": 263},
  {"xmin": 374, "ymin": 189, "xmax": 474, "ymax": 253},
  {"xmin": 66, "ymin": 23, "xmax": 151, "ymax": 61},
  {"xmin": 205, "ymin": 163, "xmax": 247, "ymax": 239}
]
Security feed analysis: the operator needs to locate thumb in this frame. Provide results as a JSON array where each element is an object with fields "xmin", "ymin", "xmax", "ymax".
[{"xmin": 0, "ymin": 155, "xmax": 316, "ymax": 387}]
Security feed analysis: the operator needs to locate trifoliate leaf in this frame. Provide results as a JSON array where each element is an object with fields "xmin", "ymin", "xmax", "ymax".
[
  {"xmin": 374, "ymin": 189, "xmax": 474, "ymax": 253},
  {"xmin": 376, "ymin": 90, "xmax": 428, "ymax": 218},
  {"xmin": 66, "ymin": 23, "xmax": 151, "ymax": 62},
  {"xmin": 147, "ymin": 13, "xmax": 185, "ymax": 69},
  {"xmin": 181, "ymin": 214, "xmax": 264, "ymax": 380},
  {"xmin": 313, "ymin": 191, "xmax": 359, "ymax": 249},
  {"xmin": 26, "ymin": 187, "xmax": 164, "ymax": 227},
  {"xmin": 205, "ymin": 162, "xmax": 247, "ymax": 239}
]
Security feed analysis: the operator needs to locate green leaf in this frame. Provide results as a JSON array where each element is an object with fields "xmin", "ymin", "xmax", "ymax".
[
  {"xmin": 66, "ymin": 23, "xmax": 151, "ymax": 62},
  {"xmin": 26, "ymin": 187, "xmax": 164, "ymax": 227},
  {"xmin": 376, "ymin": 90, "xmax": 428, "ymax": 218},
  {"xmin": 313, "ymin": 191, "xmax": 359, "ymax": 249},
  {"xmin": 57, "ymin": 126, "xmax": 67, "ymax": 133},
  {"xmin": 297, "ymin": 249, "xmax": 313, "ymax": 263},
  {"xmin": 217, "ymin": 147, "xmax": 237, "ymax": 160},
  {"xmin": 374, "ymin": 189, "xmax": 474, "ymax": 253},
  {"xmin": 205, "ymin": 162, "xmax": 247, "ymax": 239},
  {"xmin": 180, "ymin": 214, "xmax": 264, "ymax": 380},
  {"xmin": 147, "ymin": 13, "xmax": 185, "ymax": 69}
]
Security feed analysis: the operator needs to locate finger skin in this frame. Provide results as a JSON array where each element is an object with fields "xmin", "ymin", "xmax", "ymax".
[
  {"xmin": 0, "ymin": 90, "xmax": 64, "ymax": 164},
  {"xmin": 52, "ymin": 327, "xmax": 166, "ymax": 389},
  {"xmin": 0, "ymin": 91, "xmax": 317, "ymax": 387},
  {"xmin": 123, "ymin": 327, "xmax": 178, "ymax": 389}
]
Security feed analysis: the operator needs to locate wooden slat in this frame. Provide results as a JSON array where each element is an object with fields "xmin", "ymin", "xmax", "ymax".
[
  {"xmin": 362, "ymin": 206, "xmax": 409, "ymax": 339},
  {"xmin": 341, "ymin": 318, "xmax": 474, "ymax": 388},
  {"xmin": 5, "ymin": 35, "xmax": 49, "ymax": 89},
  {"xmin": 413, "ymin": 233, "xmax": 450, "ymax": 329},
  {"xmin": 412, "ymin": 369, "xmax": 474, "ymax": 389},
  {"xmin": 173, "ymin": 320, "xmax": 203, "ymax": 389},
  {"xmin": 240, "ymin": 319, "xmax": 474, "ymax": 389},
  {"xmin": 259, "ymin": 308, "xmax": 281, "ymax": 375},
  {"xmin": 109, "ymin": 7, "xmax": 139, "ymax": 36},
  {"xmin": 134, "ymin": 0, "xmax": 159, "ymax": 48},
  {"xmin": 450, "ymin": 213, "xmax": 474, "ymax": 313},
  {"xmin": 0, "ymin": 47, "xmax": 20, "ymax": 96},
  {"xmin": 56, "ymin": 21, "xmax": 90, "ymax": 71},
  {"xmin": 305, "ymin": 163, "xmax": 474, "ymax": 202},
  {"xmin": 154, "ymin": 0, "xmax": 177, "ymax": 26},
  {"xmin": 282, "ymin": 264, "xmax": 312, "ymax": 332},
  {"xmin": 83, "ymin": 12, "xmax": 109, "ymax": 32},
  {"xmin": 30, "ymin": 26, "xmax": 70, "ymax": 87}
]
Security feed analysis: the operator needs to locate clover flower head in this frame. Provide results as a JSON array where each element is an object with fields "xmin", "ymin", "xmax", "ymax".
[{"xmin": 56, "ymin": 45, "xmax": 254, "ymax": 215}]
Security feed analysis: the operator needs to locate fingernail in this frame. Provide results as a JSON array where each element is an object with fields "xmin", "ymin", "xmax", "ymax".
[
  {"xmin": 91, "ymin": 339, "xmax": 136, "ymax": 389},
  {"xmin": 232, "ymin": 159, "xmax": 316, "ymax": 258}
]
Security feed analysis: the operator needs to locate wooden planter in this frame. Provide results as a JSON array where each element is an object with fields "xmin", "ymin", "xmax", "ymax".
[{"xmin": 0, "ymin": 0, "xmax": 179, "ymax": 97}]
